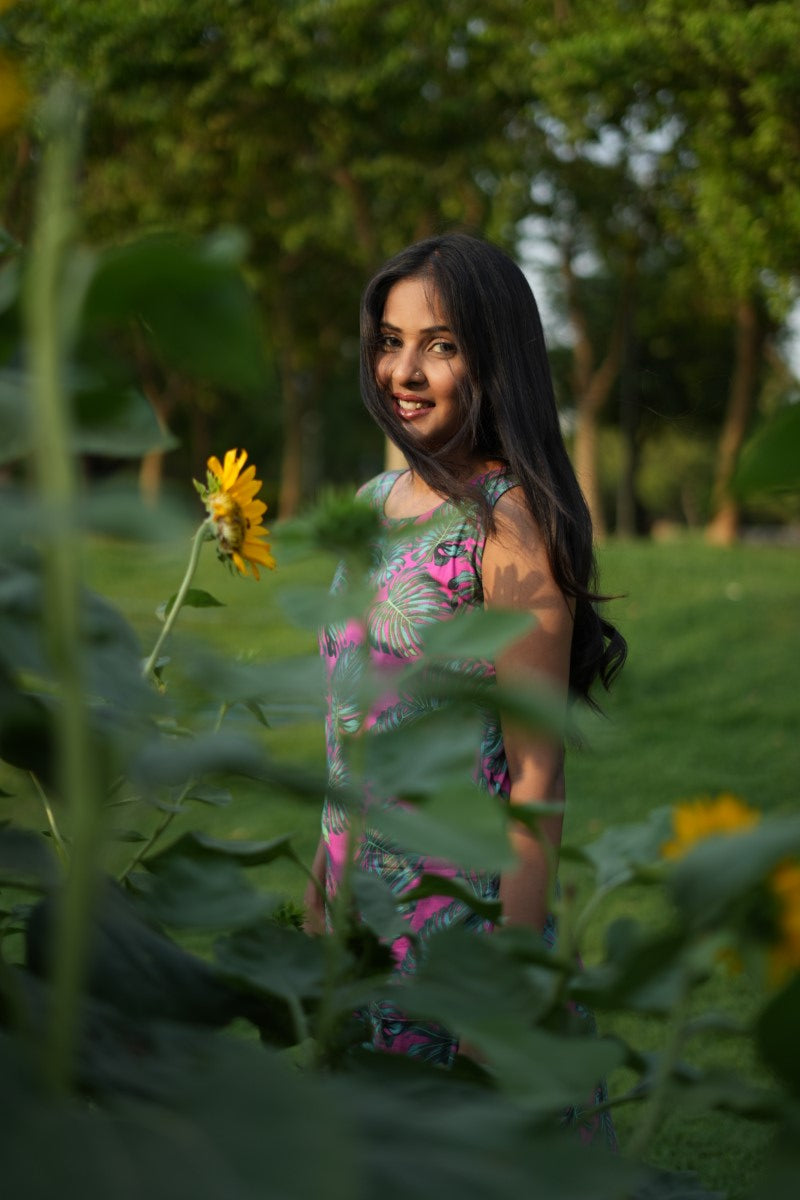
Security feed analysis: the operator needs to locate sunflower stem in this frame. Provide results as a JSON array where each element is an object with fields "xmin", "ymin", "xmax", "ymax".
[
  {"xmin": 142, "ymin": 518, "xmax": 212, "ymax": 682},
  {"xmin": 24, "ymin": 81, "xmax": 97, "ymax": 1095},
  {"xmin": 627, "ymin": 972, "xmax": 692, "ymax": 1161}
]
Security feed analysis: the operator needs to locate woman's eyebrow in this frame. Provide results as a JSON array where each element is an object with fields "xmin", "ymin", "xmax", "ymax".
[{"xmin": 379, "ymin": 321, "xmax": 452, "ymax": 334}]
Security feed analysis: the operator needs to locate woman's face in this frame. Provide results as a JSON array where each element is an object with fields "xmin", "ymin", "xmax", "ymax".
[{"xmin": 375, "ymin": 276, "xmax": 467, "ymax": 450}]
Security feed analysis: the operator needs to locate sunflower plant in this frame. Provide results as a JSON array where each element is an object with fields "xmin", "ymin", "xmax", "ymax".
[
  {"xmin": 140, "ymin": 448, "xmax": 275, "ymax": 683},
  {"xmin": 5, "ymin": 78, "xmax": 800, "ymax": 1200}
]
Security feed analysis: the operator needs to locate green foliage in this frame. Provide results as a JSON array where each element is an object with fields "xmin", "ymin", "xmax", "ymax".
[{"xmin": 2, "ymin": 83, "xmax": 799, "ymax": 1200}]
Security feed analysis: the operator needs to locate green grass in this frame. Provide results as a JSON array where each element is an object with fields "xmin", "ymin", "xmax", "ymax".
[
  {"xmin": 2, "ymin": 529, "xmax": 797, "ymax": 1198},
  {"xmin": 564, "ymin": 537, "xmax": 799, "ymax": 1197}
]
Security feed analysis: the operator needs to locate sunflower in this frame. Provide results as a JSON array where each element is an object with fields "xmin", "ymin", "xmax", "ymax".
[
  {"xmin": 661, "ymin": 793, "xmax": 759, "ymax": 859},
  {"xmin": 662, "ymin": 794, "xmax": 800, "ymax": 987},
  {"xmin": 201, "ymin": 449, "xmax": 275, "ymax": 580}
]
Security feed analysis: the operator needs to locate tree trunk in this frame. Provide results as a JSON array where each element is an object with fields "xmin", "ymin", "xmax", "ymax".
[
  {"xmin": 615, "ymin": 300, "xmax": 639, "ymax": 537},
  {"xmin": 706, "ymin": 298, "xmax": 763, "ymax": 546},
  {"xmin": 563, "ymin": 245, "xmax": 631, "ymax": 540},
  {"xmin": 573, "ymin": 404, "xmax": 604, "ymax": 536},
  {"xmin": 278, "ymin": 356, "xmax": 305, "ymax": 519}
]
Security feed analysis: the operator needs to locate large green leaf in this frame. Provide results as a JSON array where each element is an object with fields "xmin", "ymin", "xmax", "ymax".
[
  {"xmin": 0, "ymin": 369, "xmax": 29, "ymax": 464},
  {"xmin": 377, "ymin": 927, "xmax": 625, "ymax": 1114},
  {"xmin": 214, "ymin": 921, "xmax": 327, "ymax": 1008},
  {"xmin": 420, "ymin": 606, "xmax": 536, "ymax": 661},
  {"xmin": 129, "ymin": 847, "xmax": 283, "ymax": 932},
  {"xmin": 579, "ymin": 807, "xmax": 673, "ymax": 889},
  {"xmin": 156, "ymin": 830, "xmax": 297, "ymax": 867},
  {"xmin": 734, "ymin": 404, "xmax": 800, "ymax": 497},
  {"xmin": 362, "ymin": 707, "xmax": 483, "ymax": 800},
  {"xmin": 668, "ymin": 815, "xmax": 800, "ymax": 929},
  {"xmin": 0, "ymin": 824, "xmax": 58, "ymax": 890},
  {"xmin": 26, "ymin": 884, "xmax": 242, "ymax": 1028},
  {"xmin": 72, "ymin": 382, "xmax": 178, "ymax": 457},
  {"xmin": 368, "ymin": 783, "xmax": 514, "ymax": 873},
  {"xmin": 351, "ymin": 868, "xmax": 410, "ymax": 942},
  {"xmin": 331, "ymin": 1055, "xmax": 638, "ymax": 1199},
  {"xmin": 573, "ymin": 918, "xmax": 707, "ymax": 1014},
  {"xmin": 0, "ymin": 1030, "xmax": 357, "ymax": 1200},
  {"xmin": 81, "ymin": 234, "xmax": 267, "ymax": 394},
  {"xmin": 756, "ymin": 973, "xmax": 800, "ymax": 1097}
]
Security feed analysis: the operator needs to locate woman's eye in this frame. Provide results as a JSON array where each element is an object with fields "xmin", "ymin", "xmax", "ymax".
[
  {"xmin": 378, "ymin": 334, "xmax": 401, "ymax": 351},
  {"xmin": 431, "ymin": 340, "xmax": 457, "ymax": 355}
]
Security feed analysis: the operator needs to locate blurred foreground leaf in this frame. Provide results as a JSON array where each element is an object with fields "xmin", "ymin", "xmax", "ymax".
[{"xmin": 734, "ymin": 404, "xmax": 800, "ymax": 496}]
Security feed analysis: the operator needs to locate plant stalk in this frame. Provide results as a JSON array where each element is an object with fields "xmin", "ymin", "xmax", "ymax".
[
  {"xmin": 24, "ymin": 81, "xmax": 96, "ymax": 1093},
  {"xmin": 141, "ymin": 518, "xmax": 212, "ymax": 681}
]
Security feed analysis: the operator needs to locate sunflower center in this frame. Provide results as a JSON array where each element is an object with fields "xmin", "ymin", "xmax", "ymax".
[{"xmin": 209, "ymin": 493, "xmax": 247, "ymax": 553}]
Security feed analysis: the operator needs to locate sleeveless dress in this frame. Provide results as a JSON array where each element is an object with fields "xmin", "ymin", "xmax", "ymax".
[{"xmin": 318, "ymin": 468, "xmax": 616, "ymax": 1146}]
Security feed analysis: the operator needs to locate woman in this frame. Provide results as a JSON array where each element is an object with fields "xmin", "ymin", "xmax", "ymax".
[{"xmin": 304, "ymin": 233, "xmax": 625, "ymax": 1096}]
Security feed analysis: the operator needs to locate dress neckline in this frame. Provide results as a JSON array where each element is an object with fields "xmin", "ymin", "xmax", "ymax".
[{"xmin": 380, "ymin": 466, "xmax": 509, "ymax": 524}]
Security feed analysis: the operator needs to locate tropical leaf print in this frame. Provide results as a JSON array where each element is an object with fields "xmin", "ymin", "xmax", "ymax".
[
  {"xmin": 329, "ymin": 643, "xmax": 365, "ymax": 737},
  {"xmin": 408, "ymin": 507, "xmax": 468, "ymax": 562},
  {"xmin": 448, "ymin": 568, "xmax": 481, "ymax": 606},
  {"xmin": 368, "ymin": 567, "xmax": 453, "ymax": 657},
  {"xmin": 371, "ymin": 534, "xmax": 410, "ymax": 589},
  {"xmin": 322, "ymin": 788, "xmax": 351, "ymax": 837},
  {"xmin": 432, "ymin": 539, "xmax": 464, "ymax": 566},
  {"xmin": 371, "ymin": 689, "xmax": 444, "ymax": 733}
]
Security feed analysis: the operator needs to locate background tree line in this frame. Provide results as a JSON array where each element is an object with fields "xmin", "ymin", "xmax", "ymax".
[{"xmin": 2, "ymin": 0, "xmax": 799, "ymax": 540}]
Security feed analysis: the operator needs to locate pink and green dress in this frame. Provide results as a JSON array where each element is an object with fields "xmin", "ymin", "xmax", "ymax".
[{"xmin": 319, "ymin": 468, "xmax": 615, "ymax": 1145}]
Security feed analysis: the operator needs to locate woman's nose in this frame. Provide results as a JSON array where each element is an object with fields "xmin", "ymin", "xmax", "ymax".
[{"xmin": 396, "ymin": 350, "xmax": 425, "ymax": 386}]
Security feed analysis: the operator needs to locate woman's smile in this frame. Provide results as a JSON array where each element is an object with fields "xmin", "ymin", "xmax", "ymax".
[{"xmin": 393, "ymin": 392, "xmax": 435, "ymax": 419}]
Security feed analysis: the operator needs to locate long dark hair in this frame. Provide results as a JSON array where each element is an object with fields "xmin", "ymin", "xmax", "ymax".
[{"xmin": 360, "ymin": 232, "xmax": 626, "ymax": 704}]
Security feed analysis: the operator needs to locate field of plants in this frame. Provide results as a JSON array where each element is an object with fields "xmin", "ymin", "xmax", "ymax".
[{"xmin": 2, "ymin": 80, "xmax": 800, "ymax": 1200}]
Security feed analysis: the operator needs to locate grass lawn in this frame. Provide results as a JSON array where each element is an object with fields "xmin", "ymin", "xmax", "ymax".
[{"xmin": 2, "ymin": 526, "xmax": 797, "ymax": 1198}]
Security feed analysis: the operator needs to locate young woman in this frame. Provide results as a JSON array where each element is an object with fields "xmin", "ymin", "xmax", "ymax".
[{"xmin": 304, "ymin": 234, "xmax": 625, "ymax": 1116}]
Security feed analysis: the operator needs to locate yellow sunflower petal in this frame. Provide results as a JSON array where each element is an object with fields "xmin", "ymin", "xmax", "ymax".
[{"xmin": 207, "ymin": 454, "xmax": 225, "ymax": 480}]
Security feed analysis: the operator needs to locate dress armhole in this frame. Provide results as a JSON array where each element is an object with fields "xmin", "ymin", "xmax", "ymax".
[{"xmin": 473, "ymin": 472, "xmax": 522, "ymax": 583}]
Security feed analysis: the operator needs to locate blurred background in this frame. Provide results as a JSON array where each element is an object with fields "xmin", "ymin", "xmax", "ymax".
[{"xmin": 2, "ymin": 0, "xmax": 798, "ymax": 542}]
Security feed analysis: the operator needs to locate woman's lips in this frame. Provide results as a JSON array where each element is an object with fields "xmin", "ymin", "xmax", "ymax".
[{"xmin": 394, "ymin": 395, "xmax": 434, "ymax": 420}]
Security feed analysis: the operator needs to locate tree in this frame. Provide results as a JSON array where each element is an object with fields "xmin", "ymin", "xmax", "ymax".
[
  {"xmin": 7, "ymin": 0, "xmax": 546, "ymax": 513},
  {"xmin": 527, "ymin": 0, "xmax": 800, "ymax": 542}
]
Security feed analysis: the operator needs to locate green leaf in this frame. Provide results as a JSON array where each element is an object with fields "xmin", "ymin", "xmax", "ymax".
[
  {"xmin": 183, "ymin": 784, "xmax": 233, "ymax": 808},
  {"xmin": 157, "ymin": 589, "xmax": 225, "ymax": 621},
  {"xmin": 401, "ymin": 873, "xmax": 502, "ymax": 924},
  {"xmin": 756, "ymin": 972, "xmax": 800, "ymax": 1097},
  {"xmin": 0, "ymin": 370, "xmax": 30, "ymax": 464},
  {"xmin": 334, "ymin": 1056, "xmax": 637, "ymax": 1199},
  {"xmin": 157, "ymin": 830, "xmax": 297, "ymax": 867},
  {"xmin": 573, "ymin": 919, "xmax": 698, "ymax": 1014},
  {"xmin": 129, "ymin": 853, "xmax": 282, "ymax": 931},
  {"xmin": 580, "ymin": 807, "xmax": 673, "ymax": 889},
  {"xmin": 72, "ymin": 384, "xmax": 179, "ymax": 457},
  {"xmin": 668, "ymin": 815, "xmax": 800, "ymax": 930},
  {"xmin": 81, "ymin": 234, "xmax": 268, "ymax": 394},
  {"xmin": 368, "ymin": 783, "xmax": 515, "ymax": 873},
  {"xmin": 214, "ymin": 921, "xmax": 327, "ymax": 1005},
  {"xmin": 27, "ymin": 884, "xmax": 242, "ymax": 1028},
  {"xmin": 0, "ymin": 824, "xmax": 58, "ymax": 890},
  {"xmin": 734, "ymin": 404, "xmax": 800, "ymax": 496},
  {"xmin": 350, "ymin": 870, "xmax": 410, "ymax": 942},
  {"xmin": 129, "ymin": 732, "xmax": 270, "ymax": 789},
  {"xmin": 386, "ymin": 927, "xmax": 625, "ymax": 1112},
  {"xmin": 243, "ymin": 699, "xmax": 270, "ymax": 727},
  {"xmin": 420, "ymin": 606, "xmax": 536, "ymax": 660},
  {"xmin": 362, "ymin": 708, "xmax": 483, "ymax": 800}
]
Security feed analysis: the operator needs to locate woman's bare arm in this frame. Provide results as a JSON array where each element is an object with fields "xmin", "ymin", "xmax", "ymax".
[{"xmin": 482, "ymin": 487, "xmax": 573, "ymax": 933}]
